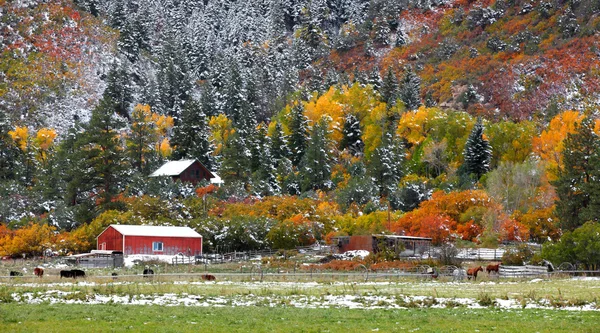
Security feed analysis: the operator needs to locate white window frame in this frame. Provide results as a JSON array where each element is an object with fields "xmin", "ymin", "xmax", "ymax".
[{"xmin": 153, "ymin": 241, "xmax": 164, "ymax": 252}]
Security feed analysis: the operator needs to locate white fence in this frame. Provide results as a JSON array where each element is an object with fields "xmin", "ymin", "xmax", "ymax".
[
  {"xmin": 499, "ymin": 265, "xmax": 549, "ymax": 277},
  {"xmin": 455, "ymin": 248, "xmax": 506, "ymax": 261}
]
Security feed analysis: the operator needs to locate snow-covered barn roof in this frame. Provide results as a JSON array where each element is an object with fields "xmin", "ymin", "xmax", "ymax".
[
  {"xmin": 210, "ymin": 172, "xmax": 224, "ymax": 185},
  {"xmin": 149, "ymin": 159, "xmax": 197, "ymax": 177},
  {"xmin": 108, "ymin": 225, "xmax": 202, "ymax": 238}
]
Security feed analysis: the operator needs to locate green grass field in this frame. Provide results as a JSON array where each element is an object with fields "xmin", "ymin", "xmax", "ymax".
[{"xmin": 1, "ymin": 303, "xmax": 599, "ymax": 333}]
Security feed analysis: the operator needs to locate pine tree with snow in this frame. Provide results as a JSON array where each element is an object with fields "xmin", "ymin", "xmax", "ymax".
[
  {"xmin": 225, "ymin": 61, "xmax": 249, "ymax": 128},
  {"xmin": 171, "ymin": 99, "xmax": 215, "ymax": 170},
  {"xmin": 369, "ymin": 131, "xmax": 405, "ymax": 197},
  {"xmin": 553, "ymin": 116, "xmax": 600, "ymax": 231},
  {"xmin": 399, "ymin": 66, "xmax": 422, "ymax": 111},
  {"xmin": 68, "ymin": 97, "xmax": 126, "ymax": 217},
  {"xmin": 461, "ymin": 118, "xmax": 492, "ymax": 179},
  {"xmin": 380, "ymin": 68, "xmax": 398, "ymax": 105},
  {"xmin": 103, "ymin": 61, "xmax": 133, "ymax": 119},
  {"xmin": 270, "ymin": 121, "xmax": 291, "ymax": 165},
  {"xmin": 288, "ymin": 102, "xmax": 309, "ymax": 167},
  {"xmin": 156, "ymin": 36, "xmax": 191, "ymax": 120},
  {"xmin": 340, "ymin": 113, "xmax": 364, "ymax": 156},
  {"xmin": 0, "ymin": 112, "xmax": 18, "ymax": 181},
  {"xmin": 300, "ymin": 117, "xmax": 334, "ymax": 191},
  {"xmin": 368, "ymin": 66, "xmax": 382, "ymax": 91},
  {"xmin": 126, "ymin": 105, "xmax": 158, "ymax": 174},
  {"xmin": 220, "ymin": 131, "xmax": 251, "ymax": 185},
  {"xmin": 252, "ymin": 125, "xmax": 280, "ymax": 197}
]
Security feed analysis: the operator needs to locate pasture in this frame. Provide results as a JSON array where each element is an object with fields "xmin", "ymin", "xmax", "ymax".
[
  {"xmin": 1, "ymin": 303, "xmax": 599, "ymax": 332},
  {"xmin": 1, "ymin": 259, "xmax": 600, "ymax": 332}
]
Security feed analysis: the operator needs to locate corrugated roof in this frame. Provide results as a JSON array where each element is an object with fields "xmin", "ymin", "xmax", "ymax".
[
  {"xmin": 109, "ymin": 225, "xmax": 202, "ymax": 238},
  {"xmin": 149, "ymin": 159, "xmax": 196, "ymax": 177}
]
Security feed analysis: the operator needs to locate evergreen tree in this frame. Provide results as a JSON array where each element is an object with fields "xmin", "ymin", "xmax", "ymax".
[
  {"xmin": 126, "ymin": 105, "xmax": 158, "ymax": 174},
  {"xmin": 171, "ymin": 100, "xmax": 215, "ymax": 170},
  {"xmin": 369, "ymin": 131, "xmax": 405, "ymax": 197},
  {"xmin": 67, "ymin": 97, "xmax": 126, "ymax": 219},
  {"xmin": 461, "ymin": 118, "xmax": 492, "ymax": 179},
  {"xmin": 368, "ymin": 66, "xmax": 382, "ymax": 91},
  {"xmin": 340, "ymin": 113, "xmax": 364, "ymax": 156},
  {"xmin": 554, "ymin": 117, "xmax": 600, "ymax": 231},
  {"xmin": 300, "ymin": 118, "xmax": 334, "ymax": 191},
  {"xmin": 225, "ymin": 61, "xmax": 248, "ymax": 128},
  {"xmin": 288, "ymin": 103, "xmax": 308, "ymax": 167},
  {"xmin": 380, "ymin": 68, "xmax": 398, "ymax": 105},
  {"xmin": 220, "ymin": 132, "xmax": 251, "ymax": 185},
  {"xmin": 252, "ymin": 126, "xmax": 280, "ymax": 197},
  {"xmin": 399, "ymin": 66, "xmax": 422, "ymax": 110},
  {"xmin": 156, "ymin": 36, "xmax": 191, "ymax": 119},
  {"xmin": 103, "ymin": 61, "xmax": 133, "ymax": 119},
  {"xmin": 270, "ymin": 121, "xmax": 291, "ymax": 164},
  {"xmin": 0, "ymin": 112, "xmax": 18, "ymax": 181}
]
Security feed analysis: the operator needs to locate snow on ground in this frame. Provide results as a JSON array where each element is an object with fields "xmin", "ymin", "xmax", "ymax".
[
  {"xmin": 2, "ymin": 279, "xmax": 599, "ymax": 311},
  {"xmin": 8, "ymin": 290, "xmax": 598, "ymax": 311}
]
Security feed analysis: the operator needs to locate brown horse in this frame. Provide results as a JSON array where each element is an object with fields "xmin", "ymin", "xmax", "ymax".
[
  {"xmin": 34, "ymin": 267, "xmax": 44, "ymax": 278},
  {"xmin": 201, "ymin": 274, "xmax": 216, "ymax": 281},
  {"xmin": 486, "ymin": 263, "xmax": 500, "ymax": 274},
  {"xmin": 467, "ymin": 266, "xmax": 483, "ymax": 281}
]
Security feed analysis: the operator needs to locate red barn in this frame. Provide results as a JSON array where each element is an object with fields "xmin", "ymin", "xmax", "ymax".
[
  {"xmin": 97, "ymin": 225, "xmax": 202, "ymax": 256},
  {"xmin": 149, "ymin": 159, "xmax": 222, "ymax": 185}
]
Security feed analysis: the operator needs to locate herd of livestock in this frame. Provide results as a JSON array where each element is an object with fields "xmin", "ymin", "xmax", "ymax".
[{"xmin": 6, "ymin": 267, "xmax": 217, "ymax": 281}]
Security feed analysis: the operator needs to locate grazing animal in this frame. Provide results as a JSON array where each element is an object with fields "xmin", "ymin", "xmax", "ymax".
[
  {"xmin": 60, "ymin": 270, "xmax": 74, "ymax": 278},
  {"xmin": 467, "ymin": 266, "xmax": 483, "ymax": 281},
  {"xmin": 543, "ymin": 259, "xmax": 555, "ymax": 272},
  {"xmin": 71, "ymin": 269, "xmax": 86, "ymax": 279},
  {"xmin": 453, "ymin": 268, "xmax": 467, "ymax": 281},
  {"xmin": 201, "ymin": 274, "xmax": 216, "ymax": 281},
  {"xmin": 486, "ymin": 263, "xmax": 500, "ymax": 274},
  {"xmin": 34, "ymin": 267, "xmax": 44, "ymax": 278},
  {"xmin": 111, "ymin": 272, "xmax": 118, "ymax": 280},
  {"xmin": 143, "ymin": 268, "xmax": 154, "ymax": 277},
  {"xmin": 9, "ymin": 271, "xmax": 23, "ymax": 277}
]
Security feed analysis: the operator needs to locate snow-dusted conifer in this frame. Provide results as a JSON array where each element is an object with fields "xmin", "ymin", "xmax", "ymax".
[
  {"xmin": 462, "ymin": 118, "xmax": 492, "ymax": 179},
  {"xmin": 300, "ymin": 117, "xmax": 334, "ymax": 191},
  {"xmin": 369, "ymin": 131, "xmax": 405, "ymax": 197},
  {"xmin": 340, "ymin": 113, "xmax": 364, "ymax": 156},
  {"xmin": 288, "ymin": 102, "xmax": 309, "ymax": 167},
  {"xmin": 170, "ymin": 99, "xmax": 215, "ymax": 171},
  {"xmin": 399, "ymin": 66, "xmax": 422, "ymax": 111}
]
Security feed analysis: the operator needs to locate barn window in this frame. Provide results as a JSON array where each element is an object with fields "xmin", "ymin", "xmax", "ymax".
[
  {"xmin": 195, "ymin": 170, "xmax": 200, "ymax": 178},
  {"xmin": 153, "ymin": 242, "xmax": 163, "ymax": 252}
]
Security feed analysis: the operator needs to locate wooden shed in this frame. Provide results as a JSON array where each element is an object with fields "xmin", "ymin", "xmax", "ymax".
[
  {"xmin": 97, "ymin": 225, "xmax": 203, "ymax": 256},
  {"xmin": 331, "ymin": 234, "xmax": 432, "ymax": 257},
  {"xmin": 149, "ymin": 159, "xmax": 222, "ymax": 185}
]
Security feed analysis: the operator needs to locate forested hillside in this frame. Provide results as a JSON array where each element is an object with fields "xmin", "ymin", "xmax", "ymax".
[{"xmin": 1, "ymin": 0, "xmax": 600, "ymax": 260}]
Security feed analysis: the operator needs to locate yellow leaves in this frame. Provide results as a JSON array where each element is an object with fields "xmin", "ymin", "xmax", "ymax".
[
  {"xmin": 304, "ymin": 87, "xmax": 344, "ymax": 144},
  {"xmin": 157, "ymin": 138, "xmax": 172, "ymax": 158},
  {"xmin": 153, "ymin": 113, "xmax": 174, "ymax": 137},
  {"xmin": 209, "ymin": 114, "xmax": 234, "ymax": 155},
  {"xmin": 9, "ymin": 126, "xmax": 57, "ymax": 162},
  {"xmin": 397, "ymin": 107, "xmax": 442, "ymax": 146},
  {"xmin": 0, "ymin": 222, "xmax": 57, "ymax": 257},
  {"xmin": 533, "ymin": 110, "xmax": 584, "ymax": 179},
  {"xmin": 8, "ymin": 126, "xmax": 29, "ymax": 151},
  {"xmin": 34, "ymin": 128, "xmax": 57, "ymax": 150}
]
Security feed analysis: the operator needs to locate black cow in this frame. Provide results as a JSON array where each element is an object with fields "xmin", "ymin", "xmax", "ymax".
[
  {"xmin": 60, "ymin": 270, "xmax": 74, "ymax": 278},
  {"xmin": 143, "ymin": 268, "xmax": 154, "ymax": 277},
  {"xmin": 9, "ymin": 271, "xmax": 23, "ymax": 276},
  {"xmin": 111, "ymin": 272, "xmax": 118, "ymax": 280},
  {"xmin": 71, "ymin": 269, "xmax": 86, "ymax": 278}
]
